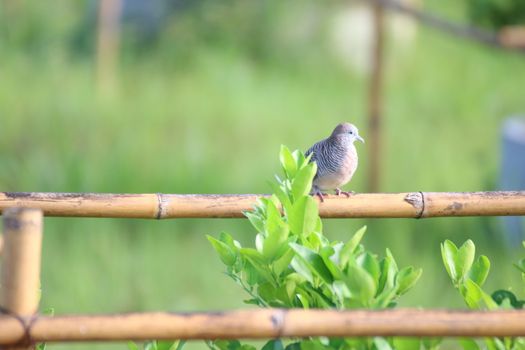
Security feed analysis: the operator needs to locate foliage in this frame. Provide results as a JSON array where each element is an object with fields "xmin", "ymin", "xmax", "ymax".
[
  {"xmin": 208, "ymin": 146, "xmax": 422, "ymax": 350},
  {"xmin": 441, "ymin": 239, "xmax": 525, "ymax": 350},
  {"xmin": 467, "ymin": 0, "xmax": 525, "ymax": 30}
]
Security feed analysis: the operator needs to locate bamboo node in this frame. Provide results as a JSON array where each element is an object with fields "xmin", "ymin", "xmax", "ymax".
[
  {"xmin": 155, "ymin": 193, "xmax": 162, "ymax": 220},
  {"xmin": 270, "ymin": 309, "xmax": 286, "ymax": 337},
  {"xmin": 0, "ymin": 307, "xmax": 37, "ymax": 347},
  {"xmin": 404, "ymin": 192, "xmax": 424, "ymax": 218},
  {"xmin": 3, "ymin": 208, "xmax": 42, "ymax": 230},
  {"xmin": 156, "ymin": 193, "xmax": 170, "ymax": 219}
]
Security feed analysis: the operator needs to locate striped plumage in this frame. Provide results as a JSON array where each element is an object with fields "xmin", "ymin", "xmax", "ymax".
[{"xmin": 305, "ymin": 123, "xmax": 364, "ymax": 201}]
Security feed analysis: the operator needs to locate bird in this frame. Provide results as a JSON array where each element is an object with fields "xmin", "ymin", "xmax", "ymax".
[{"xmin": 305, "ymin": 123, "xmax": 364, "ymax": 202}]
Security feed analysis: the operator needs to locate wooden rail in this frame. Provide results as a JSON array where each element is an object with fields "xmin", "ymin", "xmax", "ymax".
[
  {"xmin": 0, "ymin": 191, "xmax": 524, "ymax": 218},
  {"xmin": 1, "ymin": 309, "xmax": 525, "ymax": 344}
]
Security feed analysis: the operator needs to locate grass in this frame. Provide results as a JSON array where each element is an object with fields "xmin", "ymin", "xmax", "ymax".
[{"xmin": 1, "ymin": 1, "xmax": 525, "ymax": 349}]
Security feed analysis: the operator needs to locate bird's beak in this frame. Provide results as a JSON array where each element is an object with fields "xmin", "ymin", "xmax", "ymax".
[{"xmin": 357, "ymin": 135, "xmax": 365, "ymax": 143}]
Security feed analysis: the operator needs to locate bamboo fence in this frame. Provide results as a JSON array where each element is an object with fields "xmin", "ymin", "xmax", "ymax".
[
  {"xmin": 1, "ymin": 309, "xmax": 525, "ymax": 344},
  {"xmin": 0, "ymin": 191, "xmax": 524, "ymax": 219},
  {"xmin": 1, "ymin": 192, "xmax": 525, "ymax": 346}
]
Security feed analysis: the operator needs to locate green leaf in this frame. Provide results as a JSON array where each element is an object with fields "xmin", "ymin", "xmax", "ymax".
[
  {"xmin": 291, "ymin": 163, "xmax": 317, "ymax": 199},
  {"xmin": 514, "ymin": 258, "xmax": 525, "ymax": 273},
  {"xmin": 255, "ymin": 233, "xmax": 264, "ymax": 254},
  {"xmin": 357, "ymin": 252, "xmax": 381, "ymax": 283},
  {"xmin": 456, "ymin": 240, "xmax": 475, "ymax": 281},
  {"xmin": 373, "ymin": 337, "xmax": 393, "ymax": 350},
  {"xmin": 268, "ymin": 181, "xmax": 292, "ymax": 214},
  {"xmin": 319, "ymin": 246, "xmax": 344, "ymax": 280},
  {"xmin": 285, "ymin": 342, "xmax": 301, "ymax": 350},
  {"xmin": 422, "ymin": 338, "xmax": 442, "ymax": 350},
  {"xmin": 291, "ymin": 256, "xmax": 314, "ymax": 284},
  {"xmin": 461, "ymin": 279, "xmax": 498, "ymax": 310},
  {"xmin": 373, "ymin": 283, "xmax": 398, "ymax": 308},
  {"xmin": 285, "ymin": 279, "xmax": 297, "ymax": 302},
  {"xmin": 243, "ymin": 298, "xmax": 262, "ymax": 306},
  {"xmin": 441, "ymin": 240, "xmax": 459, "ymax": 282},
  {"xmin": 378, "ymin": 255, "xmax": 398, "ymax": 295},
  {"xmin": 393, "ymin": 338, "xmax": 420, "ymax": 350},
  {"xmin": 345, "ymin": 264, "xmax": 376, "ymax": 305},
  {"xmin": 280, "ymin": 145, "xmax": 298, "ymax": 178},
  {"xmin": 288, "ymin": 196, "xmax": 319, "ymax": 237},
  {"xmin": 302, "ymin": 284, "xmax": 334, "ymax": 308},
  {"xmin": 262, "ymin": 340, "xmax": 284, "ymax": 350},
  {"xmin": 385, "ymin": 249, "xmax": 398, "ymax": 270},
  {"xmin": 244, "ymin": 258, "xmax": 259, "ymax": 286},
  {"xmin": 292, "ymin": 150, "xmax": 307, "ymax": 168},
  {"xmin": 468, "ymin": 255, "xmax": 490, "ymax": 287},
  {"xmin": 258, "ymin": 282, "xmax": 277, "ymax": 303},
  {"xmin": 213, "ymin": 340, "xmax": 242, "ymax": 350},
  {"xmin": 157, "ymin": 341, "xmax": 183, "ymax": 350},
  {"xmin": 340, "ymin": 226, "xmax": 367, "ymax": 267},
  {"xmin": 207, "ymin": 235, "xmax": 236, "ymax": 266},
  {"xmin": 265, "ymin": 199, "xmax": 283, "ymax": 234},
  {"xmin": 127, "ymin": 342, "xmax": 139, "ymax": 350},
  {"xmin": 296, "ymin": 289, "xmax": 310, "ymax": 308},
  {"xmin": 240, "ymin": 248, "xmax": 276, "ymax": 285},
  {"xmin": 144, "ymin": 341, "xmax": 155, "ymax": 350},
  {"xmin": 460, "ymin": 279, "xmax": 484, "ymax": 309},
  {"xmin": 219, "ymin": 232, "xmax": 240, "ymax": 251},
  {"xmin": 300, "ymin": 340, "xmax": 328, "ymax": 350},
  {"xmin": 273, "ymin": 247, "xmax": 294, "ymax": 277},
  {"xmin": 263, "ymin": 222, "xmax": 289, "ymax": 261},
  {"xmin": 305, "ymin": 231, "xmax": 327, "ymax": 251},
  {"xmin": 459, "ymin": 339, "xmax": 480, "ymax": 350},
  {"xmin": 245, "ymin": 212, "xmax": 264, "ymax": 233},
  {"xmin": 332, "ymin": 280, "xmax": 351, "ymax": 304},
  {"xmin": 290, "ymin": 243, "xmax": 334, "ymax": 284},
  {"xmin": 396, "ymin": 266, "xmax": 422, "ymax": 296}
]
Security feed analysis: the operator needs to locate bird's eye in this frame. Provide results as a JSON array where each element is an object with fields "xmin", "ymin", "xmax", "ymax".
[{"xmin": 349, "ymin": 131, "xmax": 353, "ymax": 134}]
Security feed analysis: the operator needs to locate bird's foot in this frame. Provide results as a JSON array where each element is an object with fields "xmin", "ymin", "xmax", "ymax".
[
  {"xmin": 335, "ymin": 188, "xmax": 354, "ymax": 198},
  {"xmin": 312, "ymin": 188, "xmax": 328, "ymax": 202}
]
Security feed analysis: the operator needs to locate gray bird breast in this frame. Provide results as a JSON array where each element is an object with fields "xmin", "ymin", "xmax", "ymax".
[{"xmin": 306, "ymin": 138, "xmax": 358, "ymax": 191}]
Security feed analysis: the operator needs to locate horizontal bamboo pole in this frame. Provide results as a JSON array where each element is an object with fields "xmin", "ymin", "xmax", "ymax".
[
  {"xmin": 0, "ymin": 191, "xmax": 524, "ymax": 219},
  {"xmin": 2, "ymin": 309, "xmax": 525, "ymax": 344}
]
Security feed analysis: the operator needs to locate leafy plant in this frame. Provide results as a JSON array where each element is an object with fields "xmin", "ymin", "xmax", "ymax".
[
  {"xmin": 441, "ymin": 239, "xmax": 525, "ymax": 350},
  {"xmin": 467, "ymin": 0, "xmax": 525, "ymax": 30},
  {"xmin": 207, "ymin": 146, "xmax": 422, "ymax": 350}
]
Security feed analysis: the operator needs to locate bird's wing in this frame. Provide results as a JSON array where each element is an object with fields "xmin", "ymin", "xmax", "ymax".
[{"xmin": 305, "ymin": 140, "xmax": 324, "ymax": 179}]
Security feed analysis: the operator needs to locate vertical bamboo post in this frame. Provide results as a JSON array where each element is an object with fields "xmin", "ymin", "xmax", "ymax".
[
  {"xmin": 96, "ymin": 0, "xmax": 123, "ymax": 94},
  {"xmin": 367, "ymin": 1, "xmax": 385, "ymax": 192},
  {"xmin": 1, "ymin": 208, "xmax": 43, "ymax": 348}
]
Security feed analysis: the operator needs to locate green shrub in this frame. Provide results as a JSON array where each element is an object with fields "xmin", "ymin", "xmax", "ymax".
[
  {"xmin": 442, "ymin": 239, "xmax": 525, "ymax": 350},
  {"xmin": 207, "ymin": 146, "xmax": 422, "ymax": 350},
  {"xmin": 467, "ymin": 0, "xmax": 525, "ymax": 30}
]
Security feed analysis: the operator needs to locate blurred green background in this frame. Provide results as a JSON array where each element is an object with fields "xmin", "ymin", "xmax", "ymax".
[{"xmin": 1, "ymin": 0, "xmax": 524, "ymax": 349}]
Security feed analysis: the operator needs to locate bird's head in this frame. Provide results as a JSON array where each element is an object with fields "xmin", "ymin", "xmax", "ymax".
[{"xmin": 331, "ymin": 123, "xmax": 365, "ymax": 144}]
